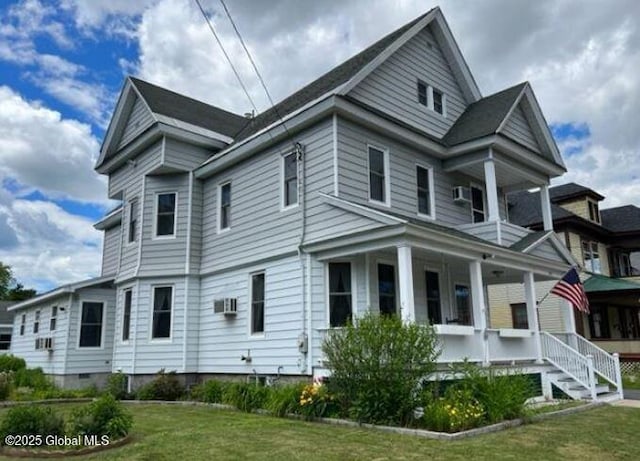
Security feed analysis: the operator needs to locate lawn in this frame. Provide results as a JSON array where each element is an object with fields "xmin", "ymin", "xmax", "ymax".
[{"xmin": 1, "ymin": 403, "xmax": 638, "ymax": 460}]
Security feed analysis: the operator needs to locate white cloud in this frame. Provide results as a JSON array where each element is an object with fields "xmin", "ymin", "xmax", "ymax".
[{"xmin": 0, "ymin": 86, "xmax": 107, "ymax": 203}]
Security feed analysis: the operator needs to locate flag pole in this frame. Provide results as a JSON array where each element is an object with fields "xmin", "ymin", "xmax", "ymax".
[{"xmin": 535, "ymin": 266, "xmax": 574, "ymax": 307}]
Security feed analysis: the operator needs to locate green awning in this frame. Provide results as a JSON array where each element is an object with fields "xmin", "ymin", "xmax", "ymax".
[{"xmin": 584, "ymin": 274, "xmax": 640, "ymax": 293}]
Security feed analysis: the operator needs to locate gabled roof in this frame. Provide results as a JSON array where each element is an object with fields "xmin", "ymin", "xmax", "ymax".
[
  {"xmin": 443, "ymin": 83, "xmax": 526, "ymax": 146},
  {"xmin": 129, "ymin": 77, "xmax": 248, "ymax": 138},
  {"xmin": 601, "ymin": 205, "xmax": 640, "ymax": 233},
  {"xmin": 548, "ymin": 182, "xmax": 604, "ymax": 202}
]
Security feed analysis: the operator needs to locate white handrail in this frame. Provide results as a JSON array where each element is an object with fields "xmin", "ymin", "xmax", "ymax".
[{"xmin": 540, "ymin": 331, "xmax": 593, "ymax": 391}]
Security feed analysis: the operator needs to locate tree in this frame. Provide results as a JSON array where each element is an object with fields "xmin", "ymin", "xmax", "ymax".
[
  {"xmin": 0, "ymin": 262, "xmax": 37, "ymax": 301},
  {"xmin": 6, "ymin": 284, "xmax": 37, "ymax": 301},
  {"xmin": 0, "ymin": 263, "xmax": 11, "ymax": 300}
]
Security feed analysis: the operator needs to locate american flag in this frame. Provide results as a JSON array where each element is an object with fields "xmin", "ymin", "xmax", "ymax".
[{"xmin": 551, "ymin": 268, "xmax": 590, "ymax": 314}]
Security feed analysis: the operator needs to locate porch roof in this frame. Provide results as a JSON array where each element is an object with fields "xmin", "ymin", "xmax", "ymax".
[{"xmin": 584, "ymin": 274, "xmax": 640, "ymax": 293}]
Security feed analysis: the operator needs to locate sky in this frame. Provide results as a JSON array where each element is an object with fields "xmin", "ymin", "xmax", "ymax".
[{"xmin": 0, "ymin": 0, "xmax": 639, "ymax": 292}]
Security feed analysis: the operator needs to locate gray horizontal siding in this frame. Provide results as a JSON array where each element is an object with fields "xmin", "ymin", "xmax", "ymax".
[
  {"xmin": 163, "ymin": 138, "xmax": 212, "ymax": 172},
  {"xmin": 501, "ymin": 104, "xmax": 540, "ymax": 153},
  {"xmin": 117, "ymin": 96, "xmax": 154, "ymax": 151},
  {"xmin": 101, "ymin": 226, "xmax": 120, "ymax": 276},
  {"xmin": 198, "ymin": 256, "xmax": 304, "ymax": 375},
  {"xmin": 349, "ymin": 26, "xmax": 468, "ymax": 138},
  {"xmin": 529, "ymin": 240, "xmax": 565, "ymax": 262},
  {"xmin": 111, "ymin": 283, "xmax": 136, "ymax": 373}
]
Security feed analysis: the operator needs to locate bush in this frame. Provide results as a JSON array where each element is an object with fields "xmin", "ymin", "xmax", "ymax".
[
  {"xmin": 264, "ymin": 383, "xmax": 306, "ymax": 417},
  {"xmin": 136, "ymin": 370, "xmax": 184, "ymax": 401},
  {"xmin": 13, "ymin": 367, "xmax": 54, "ymax": 391},
  {"xmin": 190, "ymin": 379, "xmax": 228, "ymax": 404},
  {"xmin": 421, "ymin": 388, "xmax": 485, "ymax": 432},
  {"xmin": 0, "ymin": 355, "xmax": 26, "ymax": 373},
  {"xmin": 0, "ymin": 372, "xmax": 12, "ymax": 400},
  {"xmin": 298, "ymin": 381, "xmax": 334, "ymax": 419},
  {"xmin": 106, "ymin": 373, "xmax": 129, "ymax": 400},
  {"xmin": 322, "ymin": 313, "xmax": 439, "ymax": 426},
  {"xmin": 222, "ymin": 382, "xmax": 268, "ymax": 413},
  {"xmin": 0, "ymin": 406, "xmax": 64, "ymax": 441},
  {"xmin": 69, "ymin": 394, "xmax": 132, "ymax": 439}
]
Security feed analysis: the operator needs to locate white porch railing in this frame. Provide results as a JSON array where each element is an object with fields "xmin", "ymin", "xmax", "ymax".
[
  {"xmin": 540, "ymin": 331, "xmax": 596, "ymax": 398},
  {"xmin": 551, "ymin": 332, "xmax": 623, "ymax": 397}
]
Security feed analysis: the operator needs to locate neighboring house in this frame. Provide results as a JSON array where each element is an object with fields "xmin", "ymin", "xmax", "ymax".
[
  {"xmin": 490, "ymin": 183, "xmax": 640, "ymax": 363},
  {"xmin": 0, "ymin": 301, "xmax": 15, "ymax": 351},
  {"xmin": 7, "ymin": 8, "xmax": 623, "ymax": 400}
]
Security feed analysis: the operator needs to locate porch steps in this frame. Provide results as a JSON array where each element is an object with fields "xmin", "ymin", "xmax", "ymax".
[{"xmin": 546, "ymin": 369, "xmax": 611, "ymax": 401}]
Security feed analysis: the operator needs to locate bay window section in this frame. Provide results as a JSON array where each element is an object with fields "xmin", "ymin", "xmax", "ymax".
[{"xmin": 156, "ymin": 193, "xmax": 176, "ymax": 237}]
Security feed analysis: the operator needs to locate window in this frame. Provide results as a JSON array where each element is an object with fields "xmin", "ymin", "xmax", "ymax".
[
  {"xmin": 152, "ymin": 286, "xmax": 172, "ymax": 339},
  {"xmin": 417, "ymin": 80, "xmax": 428, "ymax": 106},
  {"xmin": 588, "ymin": 200, "xmax": 600, "ymax": 223},
  {"xmin": 128, "ymin": 199, "xmax": 138, "ymax": 243},
  {"xmin": 122, "ymin": 290, "xmax": 132, "ymax": 342},
  {"xmin": 33, "ymin": 310, "xmax": 40, "ymax": 334},
  {"xmin": 416, "ymin": 165, "xmax": 434, "ymax": 217},
  {"xmin": 328, "ymin": 262, "xmax": 352, "ymax": 327},
  {"xmin": 378, "ymin": 264, "xmax": 396, "ymax": 316},
  {"xmin": 49, "ymin": 306, "xmax": 57, "ymax": 331},
  {"xmin": 588, "ymin": 304, "xmax": 610, "ymax": 339},
  {"xmin": 156, "ymin": 193, "xmax": 176, "ymax": 237},
  {"xmin": 368, "ymin": 146, "xmax": 388, "ymax": 204},
  {"xmin": 79, "ymin": 302, "xmax": 104, "ymax": 348},
  {"xmin": 0, "ymin": 334, "xmax": 10, "ymax": 350},
  {"xmin": 218, "ymin": 182, "xmax": 231, "ymax": 231},
  {"xmin": 250, "ymin": 273, "xmax": 265, "ymax": 335},
  {"xmin": 619, "ymin": 253, "xmax": 632, "ymax": 277},
  {"xmin": 471, "ymin": 186, "xmax": 485, "ymax": 223},
  {"xmin": 582, "ymin": 240, "xmax": 601, "ymax": 274},
  {"xmin": 432, "ymin": 88, "xmax": 444, "ymax": 115},
  {"xmin": 20, "ymin": 314, "xmax": 25, "ymax": 336},
  {"xmin": 425, "ymin": 271, "xmax": 441, "ymax": 324},
  {"xmin": 454, "ymin": 284, "xmax": 471, "ymax": 326},
  {"xmin": 511, "ymin": 303, "xmax": 529, "ymax": 329},
  {"xmin": 282, "ymin": 152, "xmax": 298, "ymax": 208}
]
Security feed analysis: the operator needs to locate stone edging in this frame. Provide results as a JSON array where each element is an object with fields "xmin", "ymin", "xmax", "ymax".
[
  {"xmin": 0, "ymin": 435, "xmax": 131, "ymax": 459},
  {"xmin": 0, "ymin": 399, "xmax": 93, "ymax": 408}
]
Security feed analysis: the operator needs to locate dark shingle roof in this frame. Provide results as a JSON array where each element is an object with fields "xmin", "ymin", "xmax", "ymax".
[
  {"xmin": 232, "ymin": 10, "xmax": 433, "ymax": 143},
  {"xmin": 548, "ymin": 182, "xmax": 604, "ymax": 202},
  {"xmin": 507, "ymin": 189, "xmax": 574, "ymax": 228},
  {"xmin": 601, "ymin": 205, "xmax": 640, "ymax": 233},
  {"xmin": 0, "ymin": 301, "xmax": 16, "ymax": 325},
  {"xmin": 442, "ymin": 82, "xmax": 526, "ymax": 146},
  {"xmin": 129, "ymin": 77, "xmax": 248, "ymax": 138}
]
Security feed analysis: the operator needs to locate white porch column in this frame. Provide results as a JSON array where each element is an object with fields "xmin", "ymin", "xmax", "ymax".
[
  {"xmin": 397, "ymin": 245, "xmax": 416, "ymax": 323},
  {"xmin": 469, "ymin": 260, "xmax": 489, "ymax": 365},
  {"xmin": 524, "ymin": 271, "xmax": 543, "ymax": 363},
  {"xmin": 483, "ymin": 158, "xmax": 500, "ymax": 222},
  {"xmin": 561, "ymin": 299, "xmax": 577, "ymax": 334},
  {"xmin": 540, "ymin": 184, "xmax": 553, "ymax": 231}
]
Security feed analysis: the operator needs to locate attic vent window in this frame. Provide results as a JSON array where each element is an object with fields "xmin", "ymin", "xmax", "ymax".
[
  {"xmin": 433, "ymin": 88, "xmax": 444, "ymax": 115},
  {"xmin": 417, "ymin": 81, "xmax": 428, "ymax": 106},
  {"xmin": 416, "ymin": 80, "xmax": 446, "ymax": 117}
]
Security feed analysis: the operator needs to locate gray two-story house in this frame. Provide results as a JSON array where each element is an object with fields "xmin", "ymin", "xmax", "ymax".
[{"xmin": 8, "ymin": 8, "xmax": 623, "ymax": 401}]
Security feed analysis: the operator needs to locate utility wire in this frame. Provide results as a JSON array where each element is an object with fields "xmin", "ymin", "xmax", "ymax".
[{"xmin": 218, "ymin": 0, "xmax": 293, "ymax": 141}]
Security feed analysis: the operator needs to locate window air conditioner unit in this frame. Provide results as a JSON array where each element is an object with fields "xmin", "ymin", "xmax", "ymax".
[
  {"xmin": 214, "ymin": 298, "xmax": 237, "ymax": 316},
  {"xmin": 452, "ymin": 186, "xmax": 471, "ymax": 204}
]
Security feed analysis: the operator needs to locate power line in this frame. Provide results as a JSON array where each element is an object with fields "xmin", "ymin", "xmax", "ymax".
[{"xmin": 218, "ymin": 0, "xmax": 293, "ymax": 141}]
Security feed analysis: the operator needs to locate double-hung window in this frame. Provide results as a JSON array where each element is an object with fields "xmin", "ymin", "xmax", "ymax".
[
  {"xmin": 368, "ymin": 146, "xmax": 388, "ymax": 204},
  {"xmin": 588, "ymin": 200, "xmax": 601, "ymax": 223},
  {"xmin": 250, "ymin": 273, "xmax": 265, "ymax": 335},
  {"xmin": 511, "ymin": 303, "xmax": 529, "ymax": 329},
  {"xmin": 156, "ymin": 193, "xmax": 176, "ymax": 237},
  {"xmin": 432, "ymin": 88, "xmax": 444, "ymax": 115},
  {"xmin": 417, "ymin": 81, "xmax": 428, "ymax": 106},
  {"xmin": 417, "ymin": 80, "xmax": 446, "ymax": 116},
  {"xmin": 471, "ymin": 185, "xmax": 486, "ymax": 223},
  {"xmin": 33, "ymin": 311, "xmax": 40, "ymax": 334},
  {"xmin": 122, "ymin": 290, "xmax": 132, "ymax": 342},
  {"xmin": 128, "ymin": 199, "xmax": 138, "ymax": 243},
  {"xmin": 328, "ymin": 262, "xmax": 352, "ymax": 327},
  {"xmin": 454, "ymin": 284, "xmax": 471, "ymax": 326},
  {"xmin": 79, "ymin": 302, "xmax": 104, "ymax": 348},
  {"xmin": 283, "ymin": 152, "xmax": 298, "ymax": 208},
  {"xmin": 152, "ymin": 286, "xmax": 172, "ymax": 339},
  {"xmin": 218, "ymin": 182, "xmax": 231, "ymax": 231},
  {"xmin": 582, "ymin": 240, "xmax": 601, "ymax": 274},
  {"xmin": 425, "ymin": 271, "xmax": 441, "ymax": 324},
  {"xmin": 49, "ymin": 306, "xmax": 57, "ymax": 331},
  {"xmin": 416, "ymin": 165, "xmax": 434, "ymax": 218},
  {"xmin": 20, "ymin": 314, "xmax": 25, "ymax": 336}
]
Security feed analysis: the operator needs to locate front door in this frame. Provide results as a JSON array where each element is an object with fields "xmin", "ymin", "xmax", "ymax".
[{"xmin": 378, "ymin": 264, "xmax": 397, "ymax": 316}]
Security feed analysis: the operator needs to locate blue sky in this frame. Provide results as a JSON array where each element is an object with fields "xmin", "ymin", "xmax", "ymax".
[{"xmin": 0, "ymin": 0, "xmax": 638, "ymax": 292}]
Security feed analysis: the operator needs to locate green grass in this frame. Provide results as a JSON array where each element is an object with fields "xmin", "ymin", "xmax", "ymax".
[
  {"xmin": 1, "ymin": 403, "xmax": 639, "ymax": 460},
  {"xmin": 622, "ymin": 376, "xmax": 640, "ymax": 390}
]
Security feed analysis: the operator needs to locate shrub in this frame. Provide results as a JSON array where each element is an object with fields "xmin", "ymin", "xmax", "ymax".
[
  {"xmin": 106, "ymin": 373, "xmax": 129, "ymax": 400},
  {"xmin": 0, "ymin": 406, "xmax": 64, "ymax": 441},
  {"xmin": 13, "ymin": 367, "xmax": 55, "ymax": 391},
  {"xmin": 322, "ymin": 313, "xmax": 439, "ymax": 426},
  {"xmin": 69, "ymin": 394, "xmax": 133, "ymax": 439},
  {"xmin": 298, "ymin": 381, "xmax": 334, "ymax": 419},
  {"xmin": 421, "ymin": 388, "xmax": 485, "ymax": 432},
  {"xmin": 190, "ymin": 379, "xmax": 228, "ymax": 404},
  {"xmin": 265, "ymin": 383, "xmax": 306, "ymax": 417},
  {"xmin": 222, "ymin": 382, "xmax": 268, "ymax": 412},
  {"xmin": 0, "ymin": 354, "xmax": 26, "ymax": 373},
  {"xmin": 136, "ymin": 370, "xmax": 184, "ymax": 401},
  {"xmin": 0, "ymin": 372, "xmax": 12, "ymax": 400}
]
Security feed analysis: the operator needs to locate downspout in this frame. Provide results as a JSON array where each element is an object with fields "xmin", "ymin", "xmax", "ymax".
[{"xmin": 295, "ymin": 142, "xmax": 308, "ymax": 374}]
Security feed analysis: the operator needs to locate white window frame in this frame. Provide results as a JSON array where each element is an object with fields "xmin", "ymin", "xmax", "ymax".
[
  {"xmin": 149, "ymin": 285, "xmax": 174, "ymax": 342},
  {"xmin": 20, "ymin": 314, "xmax": 25, "ymax": 336},
  {"xmin": 417, "ymin": 80, "xmax": 428, "ymax": 107},
  {"xmin": 153, "ymin": 191, "xmax": 178, "ymax": 239},
  {"xmin": 280, "ymin": 151, "xmax": 299, "ymax": 211},
  {"xmin": 470, "ymin": 183, "xmax": 487, "ymax": 223},
  {"xmin": 121, "ymin": 287, "xmax": 133, "ymax": 344},
  {"xmin": 249, "ymin": 271, "xmax": 266, "ymax": 338},
  {"xmin": 49, "ymin": 306, "xmax": 57, "ymax": 331},
  {"xmin": 217, "ymin": 181, "xmax": 232, "ymax": 234},
  {"xmin": 452, "ymin": 282, "xmax": 472, "ymax": 326},
  {"xmin": 587, "ymin": 198, "xmax": 601, "ymax": 224},
  {"xmin": 376, "ymin": 259, "xmax": 399, "ymax": 316},
  {"xmin": 415, "ymin": 162, "xmax": 436, "ymax": 220},
  {"xmin": 431, "ymin": 86, "xmax": 447, "ymax": 118},
  {"xmin": 127, "ymin": 198, "xmax": 139, "ymax": 245},
  {"xmin": 325, "ymin": 260, "xmax": 357, "ymax": 329},
  {"xmin": 367, "ymin": 144, "xmax": 390, "ymax": 207},
  {"xmin": 33, "ymin": 310, "xmax": 40, "ymax": 334},
  {"xmin": 76, "ymin": 300, "xmax": 106, "ymax": 350},
  {"xmin": 582, "ymin": 240, "xmax": 602, "ymax": 274}
]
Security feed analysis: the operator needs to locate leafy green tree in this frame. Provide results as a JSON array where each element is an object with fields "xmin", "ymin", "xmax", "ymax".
[
  {"xmin": 0, "ymin": 262, "xmax": 37, "ymax": 301},
  {"xmin": 0, "ymin": 262, "xmax": 11, "ymax": 300},
  {"xmin": 6, "ymin": 284, "xmax": 37, "ymax": 301}
]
